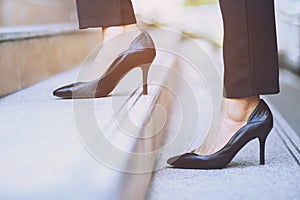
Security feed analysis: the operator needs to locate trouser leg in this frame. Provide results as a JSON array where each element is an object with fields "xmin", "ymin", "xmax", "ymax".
[
  {"xmin": 219, "ymin": 0, "xmax": 279, "ymax": 98},
  {"xmin": 76, "ymin": 0, "xmax": 136, "ymax": 29}
]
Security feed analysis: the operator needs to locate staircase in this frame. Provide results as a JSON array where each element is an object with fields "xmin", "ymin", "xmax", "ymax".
[
  {"xmin": 0, "ymin": 0, "xmax": 98, "ymax": 97},
  {"xmin": 0, "ymin": 23, "xmax": 99, "ymax": 97},
  {"xmin": 0, "ymin": 28, "xmax": 181, "ymax": 200},
  {"xmin": 0, "ymin": 0, "xmax": 76, "ymax": 26},
  {"xmin": 1, "ymin": 1, "xmax": 300, "ymax": 199}
]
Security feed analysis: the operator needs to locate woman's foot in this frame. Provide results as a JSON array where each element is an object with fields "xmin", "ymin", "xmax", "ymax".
[
  {"xmin": 102, "ymin": 24, "xmax": 139, "ymax": 42},
  {"xmin": 84, "ymin": 24, "xmax": 141, "ymax": 81},
  {"xmin": 53, "ymin": 31, "xmax": 156, "ymax": 99},
  {"xmin": 167, "ymin": 99, "xmax": 273, "ymax": 169},
  {"xmin": 194, "ymin": 96, "xmax": 260, "ymax": 155}
]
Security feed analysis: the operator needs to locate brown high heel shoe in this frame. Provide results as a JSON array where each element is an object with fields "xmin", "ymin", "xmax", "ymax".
[
  {"xmin": 53, "ymin": 31, "xmax": 156, "ymax": 99},
  {"xmin": 167, "ymin": 100, "xmax": 273, "ymax": 169}
]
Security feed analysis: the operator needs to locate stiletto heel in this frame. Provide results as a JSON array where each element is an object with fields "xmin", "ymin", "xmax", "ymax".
[
  {"xmin": 167, "ymin": 99, "xmax": 274, "ymax": 169},
  {"xmin": 53, "ymin": 31, "xmax": 156, "ymax": 99},
  {"xmin": 259, "ymin": 136, "xmax": 267, "ymax": 165},
  {"xmin": 141, "ymin": 64, "xmax": 150, "ymax": 95}
]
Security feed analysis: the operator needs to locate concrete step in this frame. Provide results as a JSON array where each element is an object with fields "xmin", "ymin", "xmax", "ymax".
[
  {"xmin": 1, "ymin": 26, "xmax": 299, "ymax": 200},
  {"xmin": 146, "ymin": 105, "xmax": 300, "ymax": 200},
  {"xmin": 0, "ymin": 29, "xmax": 182, "ymax": 200},
  {"xmin": 0, "ymin": 0, "xmax": 76, "ymax": 26},
  {"xmin": 0, "ymin": 23, "xmax": 99, "ymax": 97}
]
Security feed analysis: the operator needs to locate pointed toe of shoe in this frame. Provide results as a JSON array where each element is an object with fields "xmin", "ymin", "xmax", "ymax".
[
  {"xmin": 52, "ymin": 88, "xmax": 63, "ymax": 97},
  {"xmin": 167, "ymin": 155, "xmax": 182, "ymax": 165},
  {"xmin": 53, "ymin": 83, "xmax": 75, "ymax": 98},
  {"xmin": 167, "ymin": 153, "xmax": 207, "ymax": 169},
  {"xmin": 167, "ymin": 153, "xmax": 197, "ymax": 167},
  {"xmin": 53, "ymin": 89, "xmax": 68, "ymax": 98}
]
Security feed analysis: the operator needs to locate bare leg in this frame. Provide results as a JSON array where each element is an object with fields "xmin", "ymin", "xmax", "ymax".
[{"xmin": 194, "ymin": 95, "xmax": 260, "ymax": 155}]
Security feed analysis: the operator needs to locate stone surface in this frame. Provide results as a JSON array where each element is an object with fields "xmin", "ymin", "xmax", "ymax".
[
  {"xmin": 0, "ymin": 29, "xmax": 179, "ymax": 199},
  {"xmin": 0, "ymin": 23, "xmax": 79, "ymax": 41},
  {"xmin": 0, "ymin": 66, "xmax": 159, "ymax": 200},
  {"xmin": 0, "ymin": 41, "xmax": 21, "ymax": 96},
  {"xmin": 0, "ymin": 1, "xmax": 76, "ymax": 27},
  {"xmin": 0, "ymin": 29, "xmax": 99, "ymax": 96}
]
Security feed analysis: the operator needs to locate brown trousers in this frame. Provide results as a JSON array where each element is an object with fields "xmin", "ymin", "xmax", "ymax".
[
  {"xmin": 75, "ymin": 0, "xmax": 136, "ymax": 28},
  {"xmin": 76, "ymin": 0, "xmax": 279, "ymax": 98}
]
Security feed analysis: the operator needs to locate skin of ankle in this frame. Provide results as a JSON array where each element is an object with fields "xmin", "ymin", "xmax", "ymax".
[
  {"xmin": 223, "ymin": 96, "xmax": 260, "ymax": 123},
  {"xmin": 102, "ymin": 26, "xmax": 124, "ymax": 42},
  {"xmin": 195, "ymin": 96, "xmax": 260, "ymax": 155},
  {"xmin": 124, "ymin": 24, "xmax": 139, "ymax": 32},
  {"xmin": 102, "ymin": 24, "xmax": 139, "ymax": 42}
]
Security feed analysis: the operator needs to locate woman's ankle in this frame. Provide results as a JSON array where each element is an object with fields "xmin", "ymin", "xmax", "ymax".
[
  {"xmin": 102, "ymin": 26, "xmax": 124, "ymax": 42},
  {"xmin": 102, "ymin": 24, "xmax": 139, "ymax": 42},
  {"xmin": 223, "ymin": 95, "xmax": 260, "ymax": 122},
  {"xmin": 124, "ymin": 24, "xmax": 139, "ymax": 32}
]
